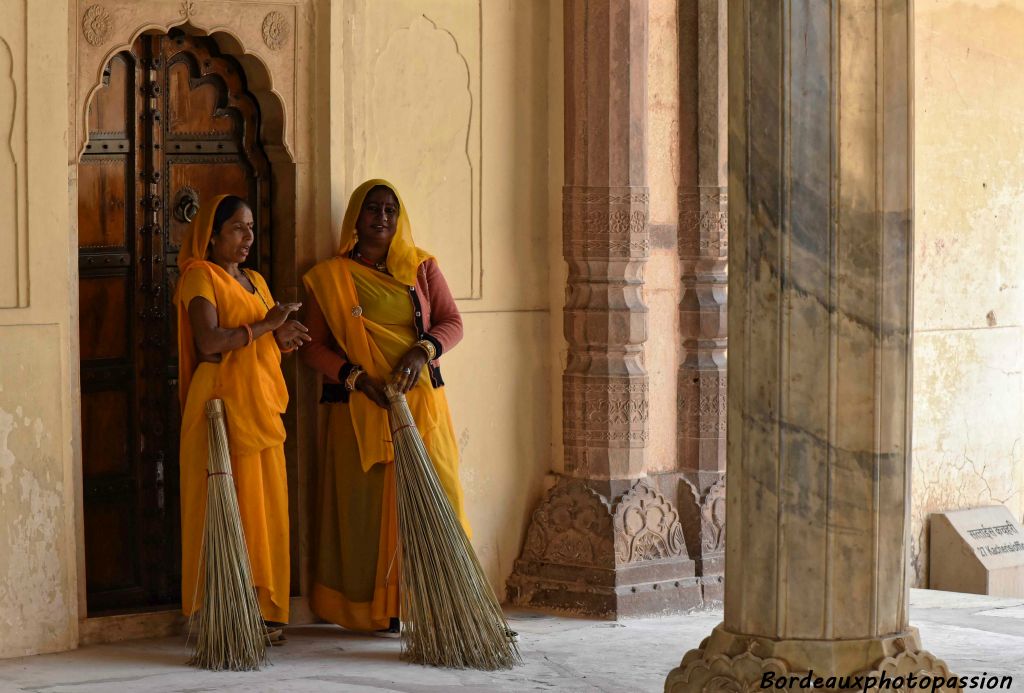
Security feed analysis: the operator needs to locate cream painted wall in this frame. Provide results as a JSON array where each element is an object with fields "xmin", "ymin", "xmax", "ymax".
[
  {"xmin": 645, "ymin": 0, "xmax": 682, "ymax": 475},
  {"xmin": 0, "ymin": 0, "xmax": 78, "ymax": 658},
  {"xmin": 329, "ymin": 0, "xmax": 557, "ymax": 595},
  {"xmin": 912, "ymin": 0, "xmax": 1024, "ymax": 587}
]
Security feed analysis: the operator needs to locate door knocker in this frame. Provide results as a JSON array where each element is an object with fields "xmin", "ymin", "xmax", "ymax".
[{"xmin": 173, "ymin": 187, "xmax": 200, "ymax": 223}]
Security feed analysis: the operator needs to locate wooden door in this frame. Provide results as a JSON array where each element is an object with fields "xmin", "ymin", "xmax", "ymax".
[{"xmin": 78, "ymin": 30, "xmax": 271, "ymax": 615}]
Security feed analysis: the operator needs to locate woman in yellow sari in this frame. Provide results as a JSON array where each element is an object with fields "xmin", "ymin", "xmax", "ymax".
[
  {"xmin": 301, "ymin": 179, "xmax": 468, "ymax": 635},
  {"xmin": 176, "ymin": 195, "xmax": 309, "ymax": 637}
]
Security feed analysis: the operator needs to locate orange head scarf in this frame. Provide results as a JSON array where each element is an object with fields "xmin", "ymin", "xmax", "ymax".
[
  {"xmin": 337, "ymin": 179, "xmax": 430, "ymax": 286},
  {"xmin": 177, "ymin": 193, "xmax": 232, "ymax": 277}
]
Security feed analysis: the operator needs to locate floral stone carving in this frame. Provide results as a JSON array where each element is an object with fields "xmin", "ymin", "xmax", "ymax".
[
  {"xmin": 613, "ymin": 481, "xmax": 686, "ymax": 563},
  {"xmin": 262, "ymin": 11, "xmax": 290, "ymax": 51},
  {"xmin": 700, "ymin": 475, "xmax": 726, "ymax": 553},
  {"xmin": 82, "ymin": 5, "xmax": 113, "ymax": 47},
  {"xmin": 518, "ymin": 478, "xmax": 614, "ymax": 568},
  {"xmin": 667, "ymin": 643, "xmax": 795, "ymax": 693}
]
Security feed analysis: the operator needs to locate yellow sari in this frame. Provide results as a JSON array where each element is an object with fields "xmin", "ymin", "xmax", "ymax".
[
  {"xmin": 176, "ymin": 195, "xmax": 290, "ymax": 624},
  {"xmin": 304, "ymin": 180, "xmax": 467, "ymax": 631}
]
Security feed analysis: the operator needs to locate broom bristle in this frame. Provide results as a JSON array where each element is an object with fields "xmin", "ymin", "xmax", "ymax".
[
  {"xmin": 187, "ymin": 399, "xmax": 269, "ymax": 672},
  {"xmin": 388, "ymin": 387, "xmax": 521, "ymax": 670}
]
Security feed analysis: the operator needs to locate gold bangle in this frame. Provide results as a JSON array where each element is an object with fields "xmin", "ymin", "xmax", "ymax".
[
  {"xmin": 243, "ymin": 324, "xmax": 254, "ymax": 346},
  {"xmin": 344, "ymin": 366, "xmax": 364, "ymax": 392},
  {"xmin": 415, "ymin": 339, "xmax": 436, "ymax": 361}
]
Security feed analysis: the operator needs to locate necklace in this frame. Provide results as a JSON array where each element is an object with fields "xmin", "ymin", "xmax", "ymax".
[
  {"xmin": 353, "ymin": 248, "xmax": 389, "ymax": 274},
  {"xmin": 241, "ymin": 268, "xmax": 270, "ymax": 308}
]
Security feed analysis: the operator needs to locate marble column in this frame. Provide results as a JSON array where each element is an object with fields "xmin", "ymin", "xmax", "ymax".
[
  {"xmin": 677, "ymin": 0, "xmax": 728, "ymax": 589},
  {"xmin": 506, "ymin": 0, "xmax": 703, "ymax": 618},
  {"xmin": 667, "ymin": 0, "xmax": 957, "ymax": 688}
]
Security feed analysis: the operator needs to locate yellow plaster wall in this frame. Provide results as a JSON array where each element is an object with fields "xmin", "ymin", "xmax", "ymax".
[
  {"xmin": 330, "ymin": 0, "xmax": 557, "ymax": 595},
  {"xmin": 912, "ymin": 0, "xmax": 1024, "ymax": 587},
  {"xmin": 0, "ymin": 0, "xmax": 78, "ymax": 657},
  {"xmin": 645, "ymin": 0, "xmax": 681, "ymax": 475}
]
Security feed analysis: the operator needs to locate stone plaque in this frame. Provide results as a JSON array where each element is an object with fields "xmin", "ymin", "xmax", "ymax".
[{"xmin": 929, "ymin": 505, "xmax": 1024, "ymax": 597}]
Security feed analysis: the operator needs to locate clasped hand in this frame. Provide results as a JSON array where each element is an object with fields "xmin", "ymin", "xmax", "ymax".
[{"xmin": 355, "ymin": 346, "xmax": 429, "ymax": 409}]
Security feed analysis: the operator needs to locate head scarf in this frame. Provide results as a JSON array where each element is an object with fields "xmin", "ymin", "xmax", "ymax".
[
  {"xmin": 337, "ymin": 179, "xmax": 429, "ymax": 286},
  {"xmin": 175, "ymin": 193, "xmax": 231, "ymax": 299}
]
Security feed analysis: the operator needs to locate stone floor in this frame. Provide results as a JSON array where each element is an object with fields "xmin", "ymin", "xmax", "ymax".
[{"xmin": 0, "ymin": 590, "xmax": 1021, "ymax": 693}]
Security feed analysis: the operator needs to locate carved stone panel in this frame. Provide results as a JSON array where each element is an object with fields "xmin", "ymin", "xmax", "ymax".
[
  {"xmin": 613, "ymin": 481, "xmax": 686, "ymax": 563},
  {"xmin": 700, "ymin": 475, "xmax": 726, "ymax": 554},
  {"xmin": 518, "ymin": 478, "xmax": 615, "ymax": 569}
]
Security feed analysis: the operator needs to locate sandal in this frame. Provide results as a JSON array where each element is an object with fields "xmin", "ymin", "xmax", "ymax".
[
  {"xmin": 265, "ymin": 627, "xmax": 287, "ymax": 646},
  {"xmin": 371, "ymin": 617, "xmax": 401, "ymax": 639}
]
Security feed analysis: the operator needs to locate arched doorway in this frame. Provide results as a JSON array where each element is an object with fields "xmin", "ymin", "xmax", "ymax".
[{"xmin": 78, "ymin": 28, "xmax": 275, "ymax": 615}]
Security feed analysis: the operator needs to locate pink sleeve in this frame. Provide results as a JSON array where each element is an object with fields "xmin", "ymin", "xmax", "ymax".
[
  {"xmin": 423, "ymin": 259, "xmax": 463, "ymax": 355},
  {"xmin": 299, "ymin": 293, "xmax": 346, "ymax": 382}
]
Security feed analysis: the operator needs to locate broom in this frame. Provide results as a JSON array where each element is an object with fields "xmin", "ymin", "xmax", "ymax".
[
  {"xmin": 187, "ymin": 398, "xmax": 270, "ymax": 671},
  {"xmin": 386, "ymin": 385, "xmax": 521, "ymax": 670}
]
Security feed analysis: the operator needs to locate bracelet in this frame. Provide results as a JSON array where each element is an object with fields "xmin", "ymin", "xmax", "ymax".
[
  {"xmin": 414, "ymin": 339, "xmax": 437, "ymax": 361},
  {"xmin": 280, "ymin": 345, "xmax": 296, "ymax": 354},
  {"xmin": 344, "ymin": 366, "xmax": 365, "ymax": 392},
  {"xmin": 243, "ymin": 324, "xmax": 254, "ymax": 346}
]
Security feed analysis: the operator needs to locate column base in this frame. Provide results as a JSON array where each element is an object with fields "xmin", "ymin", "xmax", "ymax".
[
  {"xmin": 506, "ymin": 477, "xmax": 705, "ymax": 618},
  {"xmin": 507, "ymin": 561, "xmax": 704, "ymax": 618},
  {"xmin": 665, "ymin": 624, "xmax": 959, "ymax": 692}
]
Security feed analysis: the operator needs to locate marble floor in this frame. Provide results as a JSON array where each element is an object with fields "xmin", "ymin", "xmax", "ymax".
[{"xmin": 0, "ymin": 590, "xmax": 1021, "ymax": 693}]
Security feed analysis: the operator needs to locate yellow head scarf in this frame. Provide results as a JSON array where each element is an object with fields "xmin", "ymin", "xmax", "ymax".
[{"xmin": 337, "ymin": 179, "xmax": 430, "ymax": 286}]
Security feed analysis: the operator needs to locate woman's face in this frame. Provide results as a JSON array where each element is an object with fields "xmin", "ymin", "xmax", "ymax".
[
  {"xmin": 355, "ymin": 187, "xmax": 399, "ymax": 248},
  {"xmin": 208, "ymin": 205, "xmax": 254, "ymax": 265}
]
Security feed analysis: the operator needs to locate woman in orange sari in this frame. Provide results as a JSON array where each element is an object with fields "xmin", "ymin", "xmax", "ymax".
[
  {"xmin": 175, "ymin": 195, "xmax": 309, "ymax": 638},
  {"xmin": 301, "ymin": 180, "xmax": 468, "ymax": 635}
]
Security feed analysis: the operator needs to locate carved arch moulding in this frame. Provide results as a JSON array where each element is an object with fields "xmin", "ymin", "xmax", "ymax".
[{"xmin": 72, "ymin": 0, "xmax": 307, "ymax": 162}]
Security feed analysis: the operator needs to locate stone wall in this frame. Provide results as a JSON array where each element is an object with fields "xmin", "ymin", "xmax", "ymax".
[{"xmin": 912, "ymin": 0, "xmax": 1024, "ymax": 587}]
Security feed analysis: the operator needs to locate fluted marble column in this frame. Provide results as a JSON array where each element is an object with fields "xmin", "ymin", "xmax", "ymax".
[
  {"xmin": 507, "ymin": 0, "xmax": 703, "ymax": 618},
  {"xmin": 667, "ymin": 1, "xmax": 957, "ymax": 687}
]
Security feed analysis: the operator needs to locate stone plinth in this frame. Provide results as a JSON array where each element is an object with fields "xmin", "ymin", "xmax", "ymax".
[
  {"xmin": 930, "ymin": 506, "xmax": 1024, "ymax": 598},
  {"xmin": 667, "ymin": 0, "xmax": 955, "ymax": 687}
]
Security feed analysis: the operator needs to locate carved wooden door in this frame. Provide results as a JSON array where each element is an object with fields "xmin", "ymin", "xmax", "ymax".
[{"xmin": 78, "ymin": 30, "xmax": 271, "ymax": 615}]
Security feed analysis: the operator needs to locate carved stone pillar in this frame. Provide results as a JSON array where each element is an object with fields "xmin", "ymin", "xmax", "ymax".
[
  {"xmin": 667, "ymin": 1, "xmax": 957, "ymax": 688},
  {"xmin": 506, "ymin": 0, "xmax": 702, "ymax": 618},
  {"xmin": 677, "ymin": 0, "xmax": 728, "ymax": 589}
]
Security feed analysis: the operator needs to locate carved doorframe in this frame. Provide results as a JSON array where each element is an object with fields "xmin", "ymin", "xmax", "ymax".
[{"xmin": 69, "ymin": 0, "xmax": 319, "ymax": 640}]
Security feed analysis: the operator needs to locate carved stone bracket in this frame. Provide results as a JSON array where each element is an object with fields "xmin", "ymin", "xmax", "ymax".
[
  {"xmin": 518, "ymin": 478, "xmax": 615, "ymax": 569},
  {"xmin": 699, "ymin": 475, "xmax": 726, "ymax": 555},
  {"xmin": 508, "ymin": 477, "xmax": 700, "ymax": 617},
  {"xmin": 613, "ymin": 481, "xmax": 686, "ymax": 563}
]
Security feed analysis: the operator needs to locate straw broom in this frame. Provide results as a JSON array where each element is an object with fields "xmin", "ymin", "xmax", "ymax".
[
  {"xmin": 387, "ymin": 386, "xmax": 521, "ymax": 670},
  {"xmin": 187, "ymin": 398, "xmax": 269, "ymax": 671}
]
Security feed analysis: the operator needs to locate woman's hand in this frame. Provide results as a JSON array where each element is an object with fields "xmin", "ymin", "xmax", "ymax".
[
  {"xmin": 262, "ymin": 301, "xmax": 302, "ymax": 331},
  {"xmin": 391, "ymin": 346, "xmax": 429, "ymax": 394},
  {"xmin": 355, "ymin": 374, "xmax": 391, "ymax": 409},
  {"xmin": 274, "ymin": 320, "xmax": 311, "ymax": 351}
]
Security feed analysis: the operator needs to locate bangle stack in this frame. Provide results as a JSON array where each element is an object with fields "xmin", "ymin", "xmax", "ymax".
[
  {"xmin": 344, "ymin": 366, "xmax": 365, "ymax": 392},
  {"xmin": 414, "ymin": 339, "xmax": 437, "ymax": 361},
  {"xmin": 243, "ymin": 324, "xmax": 254, "ymax": 346}
]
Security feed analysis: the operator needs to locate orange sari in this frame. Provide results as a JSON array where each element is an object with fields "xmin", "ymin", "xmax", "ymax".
[{"xmin": 175, "ymin": 196, "xmax": 290, "ymax": 623}]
